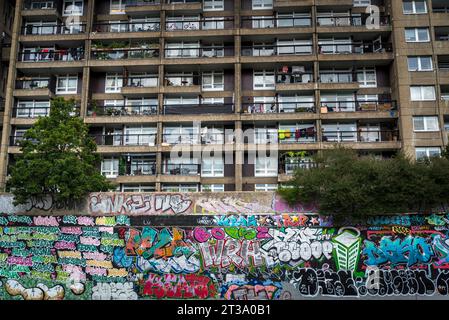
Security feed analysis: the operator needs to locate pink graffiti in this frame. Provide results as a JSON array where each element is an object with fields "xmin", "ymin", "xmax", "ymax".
[
  {"xmin": 54, "ymin": 241, "xmax": 77, "ymax": 250},
  {"xmin": 77, "ymin": 216, "xmax": 95, "ymax": 226},
  {"xmin": 99, "ymin": 227, "xmax": 114, "ymax": 233},
  {"xmin": 33, "ymin": 216, "xmax": 59, "ymax": 226},
  {"xmin": 86, "ymin": 266, "xmax": 107, "ymax": 276},
  {"xmin": 7, "ymin": 256, "xmax": 32, "ymax": 266},
  {"xmin": 83, "ymin": 252, "xmax": 107, "ymax": 260},
  {"xmin": 272, "ymin": 195, "xmax": 318, "ymax": 213},
  {"xmin": 225, "ymin": 284, "xmax": 279, "ymax": 300},
  {"xmin": 80, "ymin": 237, "xmax": 101, "ymax": 246},
  {"xmin": 60, "ymin": 227, "xmax": 83, "ymax": 235}
]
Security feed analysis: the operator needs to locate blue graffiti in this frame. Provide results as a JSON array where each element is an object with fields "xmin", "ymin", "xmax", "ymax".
[
  {"xmin": 113, "ymin": 247, "xmax": 133, "ymax": 268},
  {"xmin": 363, "ymin": 236, "xmax": 434, "ymax": 267},
  {"xmin": 432, "ymin": 235, "xmax": 449, "ymax": 266}
]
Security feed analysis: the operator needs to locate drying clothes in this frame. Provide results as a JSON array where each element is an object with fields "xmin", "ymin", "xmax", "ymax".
[
  {"xmin": 306, "ymin": 127, "xmax": 315, "ymax": 137},
  {"xmin": 278, "ymin": 130, "xmax": 286, "ymax": 140},
  {"xmin": 295, "ymin": 129, "xmax": 301, "ymax": 140},
  {"xmin": 285, "ymin": 130, "xmax": 291, "ymax": 139}
]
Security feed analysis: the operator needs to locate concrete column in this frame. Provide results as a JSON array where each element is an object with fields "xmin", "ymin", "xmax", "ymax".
[{"xmin": 0, "ymin": 0, "xmax": 23, "ymax": 190}]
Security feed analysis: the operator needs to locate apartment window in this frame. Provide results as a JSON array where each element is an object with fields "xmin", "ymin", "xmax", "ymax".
[
  {"xmin": 356, "ymin": 68, "xmax": 377, "ymax": 88},
  {"xmin": 255, "ymin": 184, "xmax": 278, "ymax": 191},
  {"xmin": 277, "ymin": 39, "xmax": 312, "ymax": 55},
  {"xmin": 405, "ymin": 28, "xmax": 430, "ymax": 42},
  {"xmin": 252, "ymin": 0, "xmax": 272, "ymax": 9},
  {"xmin": 63, "ymin": 0, "xmax": 83, "ymax": 16},
  {"xmin": 201, "ymin": 157, "xmax": 224, "ymax": 177},
  {"xmin": 56, "ymin": 74, "xmax": 78, "ymax": 94},
  {"xmin": 403, "ymin": 0, "xmax": 427, "ymax": 14},
  {"xmin": 410, "ymin": 86, "xmax": 436, "ymax": 101},
  {"xmin": 202, "ymin": 17, "xmax": 224, "ymax": 30},
  {"xmin": 124, "ymin": 126, "xmax": 156, "ymax": 146},
  {"xmin": 277, "ymin": 13, "xmax": 311, "ymax": 27},
  {"xmin": 166, "ymin": 16, "xmax": 199, "ymax": 31},
  {"xmin": 161, "ymin": 184, "xmax": 199, "ymax": 192},
  {"xmin": 122, "ymin": 184, "xmax": 156, "ymax": 192},
  {"xmin": 202, "ymin": 71, "xmax": 224, "ymax": 91},
  {"xmin": 415, "ymin": 147, "xmax": 441, "ymax": 160},
  {"xmin": 201, "ymin": 184, "xmax": 224, "ymax": 192},
  {"xmin": 24, "ymin": 21, "xmax": 57, "ymax": 35},
  {"xmin": 321, "ymin": 93, "xmax": 356, "ymax": 112},
  {"xmin": 255, "ymin": 156, "xmax": 278, "ymax": 177},
  {"xmin": 166, "ymin": 42, "xmax": 199, "ymax": 58},
  {"xmin": 110, "ymin": 0, "xmax": 126, "ymax": 14},
  {"xmin": 408, "ymin": 56, "xmax": 433, "ymax": 71},
  {"xmin": 322, "ymin": 122, "xmax": 357, "ymax": 142},
  {"xmin": 253, "ymin": 70, "xmax": 275, "ymax": 90},
  {"xmin": 353, "ymin": 0, "xmax": 371, "ymax": 6},
  {"xmin": 203, "ymin": 0, "xmax": 224, "ymax": 11},
  {"xmin": 255, "ymin": 126, "xmax": 278, "ymax": 144},
  {"xmin": 105, "ymin": 73, "xmax": 123, "ymax": 93},
  {"xmin": 413, "ymin": 116, "xmax": 439, "ymax": 131},
  {"xmin": 278, "ymin": 94, "xmax": 314, "ymax": 112},
  {"xmin": 101, "ymin": 157, "xmax": 119, "ymax": 178},
  {"xmin": 16, "ymin": 100, "xmax": 50, "ymax": 118}
]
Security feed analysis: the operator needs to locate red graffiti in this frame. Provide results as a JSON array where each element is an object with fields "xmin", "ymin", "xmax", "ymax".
[{"xmin": 142, "ymin": 273, "xmax": 217, "ymax": 299}]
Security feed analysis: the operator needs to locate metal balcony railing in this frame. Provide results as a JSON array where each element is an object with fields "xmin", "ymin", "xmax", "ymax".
[
  {"xmin": 241, "ymin": 44, "xmax": 313, "ymax": 56},
  {"xmin": 280, "ymin": 160, "xmax": 317, "ymax": 174},
  {"xmin": 276, "ymin": 72, "xmax": 314, "ymax": 84},
  {"xmin": 163, "ymin": 103, "xmax": 234, "ymax": 115},
  {"xmin": 241, "ymin": 16, "xmax": 312, "ymax": 28},
  {"xmin": 18, "ymin": 49, "xmax": 85, "ymax": 62},
  {"xmin": 163, "ymin": 163, "xmax": 200, "ymax": 175},
  {"xmin": 91, "ymin": 134, "xmax": 157, "ymax": 146},
  {"xmin": 278, "ymin": 129, "xmax": 317, "ymax": 143},
  {"xmin": 88, "ymin": 104, "xmax": 158, "ymax": 116},
  {"xmin": 15, "ymin": 77, "xmax": 55, "ymax": 90},
  {"xmin": 318, "ymin": 72, "xmax": 356, "ymax": 83},
  {"xmin": 242, "ymin": 102, "xmax": 315, "ymax": 114},
  {"xmin": 93, "ymin": 22, "xmax": 160, "ymax": 33},
  {"xmin": 320, "ymin": 101, "xmax": 397, "ymax": 112},
  {"xmin": 316, "ymin": 15, "xmax": 390, "ymax": 27},
  {"xmin": 162, "ymin": 133, "xmax": 200, "ymax": 145},
  {"xmin": 22, "ymin": 24, "xmax": 86, "ymax": 35},
  {"xmin": 13, "ymin": 106, "xmax": 50, "ymax": 118},
  {"xmin": 318, "ymin": 42, "xmax": 393, "ymax": 54},
  {"xmin": 126, "ymin": 0, "xmax": 161, "ymax": 6},
  {"xmin": 164, "ymin": 74, "xmax": 200, "ymax": 86},
  {"xmin": 91, "ymin": 48, "xmax": 160, "ymax": 60},
  {"xmin": 124, "ymin": 163, "xmax": 157, "ymax": 175},
  {"xmin": 164, "ymin": 46, "xmax": 233, "ymax": 58},
  {"xmin": 165, "ymin": 17, "xmax": 234, "ymax": 31},
  {"xmin": 9, "ymin": 135, "xmax": 26, "ymax": 146},
  {"xmin": 23, "ymin": 0, "xmax": 57, "ymax": 10},
  {"xmin": 124, "ymin": 75, "xmax": 159, "ymax": 87},
  {"xmin": 322, "ymin": 130, "xmax": 400, "ymax": 142}
]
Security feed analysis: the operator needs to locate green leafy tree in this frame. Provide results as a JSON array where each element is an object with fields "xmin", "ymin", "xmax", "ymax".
[
  {"xmin": 278, "ymin": 147, "xmax": 449, "ymax": 217},
  {"xmin": 7, "ymin": 97, "xmax": 114, "ymax": 207}
]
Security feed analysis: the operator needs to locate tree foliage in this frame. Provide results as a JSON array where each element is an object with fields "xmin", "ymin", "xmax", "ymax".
[
  {"xmin": 7, "ymin": 98, "xmax": 114, "ymax": 207},
  {"xmin": 278, "ymin": 147, "xmax": 449, "ymax": 216}
]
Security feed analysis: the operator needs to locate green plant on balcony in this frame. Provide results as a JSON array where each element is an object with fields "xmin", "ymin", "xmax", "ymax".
[
  {"xmin": 285, "ymin": 151, "xmax": 308, "ymax": 163},
  {"xmin": 118, "ymin": 157, "xmax": 126, "ymax": 176}
]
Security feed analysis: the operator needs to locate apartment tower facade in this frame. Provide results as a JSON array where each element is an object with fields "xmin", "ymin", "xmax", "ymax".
[{"xmin": 0, "ymin": 0, "xmax": 447, "ymax": 193}]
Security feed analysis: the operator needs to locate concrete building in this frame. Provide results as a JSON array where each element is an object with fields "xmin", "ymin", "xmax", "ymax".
[{"xmin": 0, "ymin": 0, "xmax": 447, "ymax": 192}]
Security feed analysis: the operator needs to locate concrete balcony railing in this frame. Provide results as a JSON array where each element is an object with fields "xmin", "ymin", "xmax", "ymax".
[{"xmin": 322, "ymin": 130, "xmax": 400, "ymax": 143}]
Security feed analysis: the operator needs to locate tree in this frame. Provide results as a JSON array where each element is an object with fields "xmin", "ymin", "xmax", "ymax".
[
  {"xmin": 7, "ymin": 97, "xmax": 114, "ymax": 207},
  {"xmin": 278, "ymin": 147, "xmax": 449, "ymax": 217}
]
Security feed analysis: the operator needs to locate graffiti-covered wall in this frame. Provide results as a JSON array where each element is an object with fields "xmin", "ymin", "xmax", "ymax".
[{"xmin": 0, "ymin": 192, "xmax": 449, "ymax": 300}]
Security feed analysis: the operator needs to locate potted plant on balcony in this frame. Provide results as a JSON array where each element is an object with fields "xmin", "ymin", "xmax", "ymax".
[
  {"xmin": 90, "ymin": 101, "xmax": 98, "ymax": 117},
  {"xmin": 119, "ymin": 157, "xmax": 126, "ymax": 176}
]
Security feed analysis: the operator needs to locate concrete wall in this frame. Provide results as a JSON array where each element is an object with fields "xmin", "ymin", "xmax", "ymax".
[{"xmin": 0, "ymin": 192, "xmax": 449, "ymax": 300}]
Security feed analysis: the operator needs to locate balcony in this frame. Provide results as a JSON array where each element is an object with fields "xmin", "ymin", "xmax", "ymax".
[
  {"xmin": 318, "ymin": 71, "xmax": 359, "ymax": 90},
  {"xmin": 322, "ymin": 130, "xmax": 399, "ymax": 143},
  {"xmin": 92, "ymin": 134, "xmax": 157, "ymax": 146},
  {"xmin": 91, "ymin": 47, "xmax": 160, "ymax": 61},
  {"xmin": 13, "ymin": 106, "xmax": 50, "ymax": 118},
  {"xmin": 122, "ymin": 75, "xmax": 159, "ymax": 95},
  {"xmin": 240, "ymin": 16, "xmax": 312, "ymax": 29},
  {"xmin": 163, "ymin": 74, "xmax": 201, "ymax": 93},
  {"xmin": 124, "ymin": 0, "xmax": 161, "ymax": 14},
  {"xmin": 316, "ymin": 14, "xmax": 390, "ymax": 28},
  {"xmin": 22, "ymin": 0, "xmax": 60, "ymax": 18},
  {"xmin": 14, "ymin": 77, "xmax": 56, "ymax": 98},
  {"xmin": 18, "ymin": 48, "xmax": 85, "ymax": 63},
  {"xmin": 163, "ymin": 163, "xmax": 200, "ymax": 176},
  {"xmin": 21, "ymin": 24, "xmax": 86, "ymax": 36},
  {"xmin": 241, "ymin": 44, "xmax": 314, "ymax": 57},
  {"xmin": 279, "ymin": 159, "xmax": 317, "ymax": 175},
  {"xmin": 242, "ymin": 102, "xmax": 315, "ymax": 114},
  {"xmin": 317, "ymin": 42, "xmax": 393, "ymax": 57},
  {"xmin": 123, "ymin": 162, "xmax": 157, "ymax": 176},
  {"xmin": 165, "ymin": 17, "xmax": 234, "ymax": 32},
  {"xmin": 87, "ymin": 104, "xmax": 158, "ymax": 117},
  {"xmin": 320, "ymin": 100, "xmax": 397, "ymax": 113},
  {"xmin": 278, "ymin": 127, "xmax": 317, "ymax": 144},
  {"xmin": 92, "ymin": 21, "xmax": 161, "ymax": 33},
  {"xmin": 163, "ymin": 103, "xmax": 234, "ymax": 115},
  {"xmin": 162, "ymin": 133, "xmax": 225, "ymax": 145},
  {"xmin": 275, "ymin": 71, "xmax": 314, "ymax": 90},
  {"xmin": 164, "ymin": 46, "xmax": 234, "ymax": 59}
]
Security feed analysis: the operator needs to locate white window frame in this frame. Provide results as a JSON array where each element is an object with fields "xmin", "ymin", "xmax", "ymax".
[
  {"xmin": 255, "ymin": 184, "xmax": 278, "ymax": 191},
  {"xmin": 16, "ymin": 100, "xmax": 50, "ymax": 118},
  {"xmin": 252, "ymin": 0, "xmax": 273, "ymax": 10},
  {"xmin": 201, "ymin": 156, "xmax": 224, "ymax": 177},
  {"xmin": 410, "ymin": 86, "xmax": 436, "ymax": 101},
  {"xmin": 161, "ymin": 184, "xmax": 199, "ymax": 192},
  {"xmin": 105, "ymin": 73, "xmax": 123, "ymax": 93},
  {"xmin": 405, "ymin": 27, "xmax": 430, "ymax": 42},
  {"xmin": 124, "ymin": 126, "xmax": 156, "ymax": 146},
  {"xmin": 201, "ymin": 184, "xmax": 224, "ymax": 192},
  {"xmin": 63, "ymin": 0, "xmax": 83, "ymax": 16},
  {"xmin": 415, "ymin": 147, "xmax": 441, "ymax": 160},
  {"xmin": 122, "ymin": 184, "xmax": 156, "ymax": 192},
  {"xmin": 101, "ymin": 157, "xmax": 119, "ymax": 178},
  {"xmin": 407, "ymin": 56, "xmax": 433, "ymax": 71},
  {"xmin": 413, "ymin": 116, "xmax": 440, "ymax": 132},
  {"xmin": 356, "ymin": 67, "xmax": 377, "ymax": 88},
  {"xmin": 202, "ymin": 71, "xmax": 224, "ymax": 91},
  {"xmin": 403, "ymin": 0, "xmax": 428, "ymax": 14},
  {"xmin": 253, "ymin": 70, "xmax": 275, "ymax": 90},
  {"xmin": 255, "ymin": 156, "xmax": 278, "ymax": 177},
  {"xmin": 56, "ymin": 74, "xmax": 78, "ymax": 94},
  {"xmin": 203, "ymin": 0, "xmax": 224, "ymax": 11}
]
